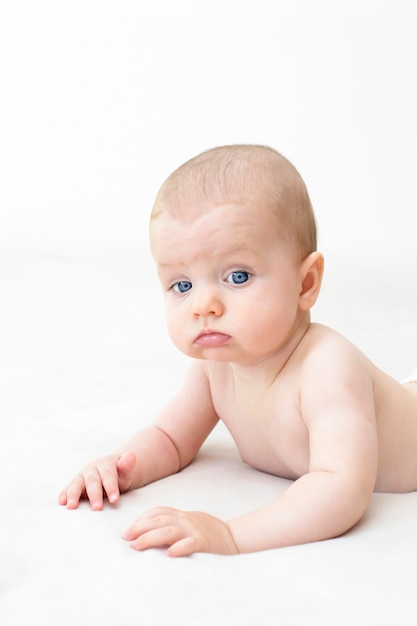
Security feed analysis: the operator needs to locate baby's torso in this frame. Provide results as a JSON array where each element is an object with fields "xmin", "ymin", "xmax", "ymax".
[
  {"xmin": 207, "ymin": 362, "xmax": 311, "ymax": 480},
  {"xmin": 205, "ymin": 324, "xmax": 417, "ymax": 493},
  {"xmin": 371, "ymin": 370, "xmax": 417, "ymax": 491}
]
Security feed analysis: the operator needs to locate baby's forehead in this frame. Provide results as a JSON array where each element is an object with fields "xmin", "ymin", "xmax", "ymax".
[
  {"xmin": 152, "ymin": 196, "xmax": 278, "ymax": 230},
  {"xmin": 150, "ymin": 201, "xmax": 287, "ymax": 260},
  {"xmin": 150, "ymin": 146, "xmax": 316, "ymax": 260}
]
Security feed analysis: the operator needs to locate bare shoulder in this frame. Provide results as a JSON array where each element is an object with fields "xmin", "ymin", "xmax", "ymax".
[
  {"xmin": 293, "ymin": 324, "xmax": 379, "ymax": 420},
  {"xmin": 299, "ymin": 324, "xmax": 410, "ymax": 396},
  {"xmin": 296, "ymin": 323, "xmax": 373, "ymax": 380},
  {"xmin": 288, "ymin": 324, "xmax": 417, "ymax": 493}
]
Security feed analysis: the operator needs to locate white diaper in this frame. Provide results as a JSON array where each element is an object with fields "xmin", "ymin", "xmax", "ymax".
[{"xmin": 402, "ymin": 367, "xmax": 417, "ymax": 384}]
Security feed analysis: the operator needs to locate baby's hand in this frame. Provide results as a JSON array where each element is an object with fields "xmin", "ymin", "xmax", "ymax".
[
  {"xmin": 58, "ymin": 451, "xmax": 136, "ymax": 511},
  {"xmin": 122, "ymin": 506, "xmax": 239, "ymax": 557}
]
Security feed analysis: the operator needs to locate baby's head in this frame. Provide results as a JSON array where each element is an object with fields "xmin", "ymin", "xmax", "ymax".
[
  {"xmin": 150, "ymin": 146, "xmax": 323, "ymax": 363},
  {"xmin": 150, "ymin": 144, "xmax": 317, "ymax": 261}
]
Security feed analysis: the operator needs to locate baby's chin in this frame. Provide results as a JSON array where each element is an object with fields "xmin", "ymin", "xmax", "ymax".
[{"xmin": 178, "ymin": 345, "xmax": 235, "ymax": 362}]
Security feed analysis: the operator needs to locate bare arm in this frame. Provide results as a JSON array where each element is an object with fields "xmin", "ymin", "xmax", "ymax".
[
  {"xmin": 124, "ymin": 344, "xmax": 380, "ymax": 555},
  {"xmin": 117, "ymin": 365, "xmax": 219, "ymax": 490},
  {"xmin": 59, "ymin": 361, "xmax": 219, "ymax": 509},
  {"xmin": 228, "ymin": 468, "xmax": 374, "ymax": 553},
  {"xmin": 229, "ymin": 349, "xmax": 379, "ymax": 552}
]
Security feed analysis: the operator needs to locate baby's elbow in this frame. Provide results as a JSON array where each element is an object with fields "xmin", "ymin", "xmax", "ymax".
[{"xmin": 334, "ymin": 477, "xmax": 374, "ymax": 535}]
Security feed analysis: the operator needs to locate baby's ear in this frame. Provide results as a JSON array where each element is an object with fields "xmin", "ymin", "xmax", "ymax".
[{"xmin": 298, "ymin": 252, "xmax": 324, "ymax": 311}]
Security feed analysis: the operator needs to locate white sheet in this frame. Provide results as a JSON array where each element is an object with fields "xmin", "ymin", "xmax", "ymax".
[{"xmin": 2, "ymin": 248, "xmax": 417, "ymax": 625}]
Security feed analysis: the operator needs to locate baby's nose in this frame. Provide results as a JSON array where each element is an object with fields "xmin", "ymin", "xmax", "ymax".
[{"xmin": 191, "ymin": 289, "xmax": 224, "ymax": 317}]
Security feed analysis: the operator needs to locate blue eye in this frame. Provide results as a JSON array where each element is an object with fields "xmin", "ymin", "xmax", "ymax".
[
  {"xmin": 226, "ymin": 271, "xmax": 251, "ymax": 285},
  {"xmin": 172, "ymin": 280, "xmax": 192, "ymax": 293}
]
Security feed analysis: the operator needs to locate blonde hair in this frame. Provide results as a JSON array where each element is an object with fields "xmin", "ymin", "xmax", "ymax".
[{"xmin": 151, "ymin": 144, "xmax": 317, "ymax": 259}]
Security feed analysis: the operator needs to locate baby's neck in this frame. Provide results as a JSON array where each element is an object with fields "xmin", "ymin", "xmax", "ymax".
[{"xmin": 230, "ymin": 318, "xmax": 311, "ymax": 391}]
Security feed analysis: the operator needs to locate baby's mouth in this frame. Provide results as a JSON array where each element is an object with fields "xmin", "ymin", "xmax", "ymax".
[{"xmin": 194, "ymin": 331, "xmax": 231, "ymax": 347}]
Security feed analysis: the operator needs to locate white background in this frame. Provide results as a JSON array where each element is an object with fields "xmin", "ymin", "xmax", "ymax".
[
  {"xmin": 1, "ymin": 0, "xmax": 417, "ymax": 266},
  {"xmin": 2, "ymin": 6, "xmax": 417, "ymax": 624}
]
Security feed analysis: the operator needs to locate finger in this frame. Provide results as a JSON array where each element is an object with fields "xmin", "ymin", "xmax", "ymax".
[
  {"xmin": 123, "ymin": 510, "xmax": 179, "ymax": 541},
  {"xmin": 58, "ymin": 488, "xmax": 68, "ymax": 506},
  {"xmin": 117, "ymin": 451, "xmax": 136, "ymax": 476},
  {"xmin": 135, "ymin": 506, "xmax": 179, "ymax": 520},
  {"xmin": 97, "ymin": 466, "xmax": 120, "ymax": 505},
  {"xmin": 166, "ymin": 536, "xmax": 202, "ymax": 558},
  {"xmin": 129, "ymin": 526, "xmax": 186, "ymax": 552},
  {"xmin": 61, "ymin": 475, "xmax": 87, "ymax": 509},
  {"xmin": 83, "ymin": 468, "xmax": 105, "ymax": 510},
  {"xmin": 116, "ymin": 452, "xmax": 136, "ymax": 492}
]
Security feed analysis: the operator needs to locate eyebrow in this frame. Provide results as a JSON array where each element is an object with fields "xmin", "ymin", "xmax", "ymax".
[{"xmin": 157, "ymin": 241, "xmax": 260, "ymax": 261}]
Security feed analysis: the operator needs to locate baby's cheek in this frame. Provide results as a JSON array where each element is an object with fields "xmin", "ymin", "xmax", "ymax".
[
  {"xmin": 166, "ymin": 317, "xmax": 190, "ymax": 353},
  {"xmin": 166, "ymin": 319, "xmax": 180, "ymax": 344}
]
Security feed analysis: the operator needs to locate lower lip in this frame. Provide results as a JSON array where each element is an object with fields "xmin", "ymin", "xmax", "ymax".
[{"xmin": 195, "ymin": 333, "xmax": 231, "ymax": 347}]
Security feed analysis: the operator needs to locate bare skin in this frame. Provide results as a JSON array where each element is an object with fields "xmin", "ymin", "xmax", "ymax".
[{"xmin": 59, "ymin": 201, "xmax": 417, "ymax": 557}]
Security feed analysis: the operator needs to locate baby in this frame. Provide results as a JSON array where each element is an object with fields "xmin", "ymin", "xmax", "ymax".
[{"xmin": 59, "ymin": 144, "xmax": 417, "ymax": 556}]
